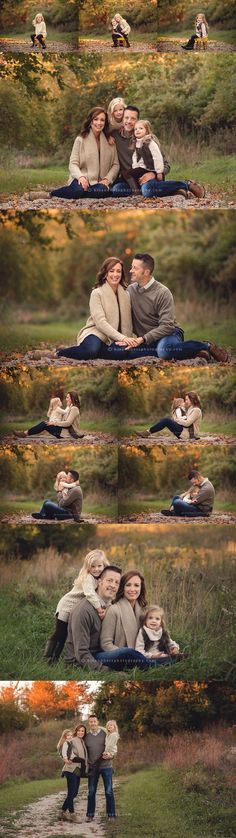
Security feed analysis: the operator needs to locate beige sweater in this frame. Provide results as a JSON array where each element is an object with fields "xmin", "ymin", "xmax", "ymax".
[
  {"xmin": 100, "ymin": 598, "xmax": 142, "ymax": 651},
  {"xmin": 68, "ymin": 129, "xmax": 119, "ymax": 186},
  {"xmin": 173, "ymin": 406, "xmax": 202, "ymax": 440},
  {"xmin": 51, "ymin": 405, "xmax": 83, "ymax": 439},
  {"xmin": 77, "ymin": 281, "xmax": 133, "ymax": 346}
]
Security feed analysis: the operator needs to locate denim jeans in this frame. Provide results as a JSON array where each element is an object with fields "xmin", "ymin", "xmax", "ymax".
[
  {"xmin": 99, "ymin": 331, "xmax": 209, "ymax": 361},
  {"xmin": 62, "ymin": 771, "xmax": 80, "ymax": 813},
  {"xmin": 95, "ymin": 647, "xmax": 173, "ymax": 670},
  {"xmin": 171, "ymin": 495, "xmax": 208, "ymax": 517},
  {"xmin": 27, "ymin": 421, "xmax": 62, "ymax": 438},
  {"xmin": 37, "ymin": 500, "xmax": 73, "ymax": 520},
  {"xmin": 57, "ymin": 335, "xmax": 106, "ymax": 360},
  {"xmin": 50, "ymin": 179, "xmax": 111, "ymax": 200},
  {"xmin": 140, "ymin": 178, "xmax": 188, "ymax": 198},
  {"xmin": 87, "ymin": 766, "xmax": 115, "ymax": 817},
  {"xmin": 150, "ymin": 416, "xmax": 183, "ymax": 437}
]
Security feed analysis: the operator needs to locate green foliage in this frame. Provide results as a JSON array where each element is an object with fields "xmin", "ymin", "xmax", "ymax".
[
  {"xmin": 0, "ymin": 702, "xmax": 30, "ymax": 733},
  {"xmin": 80, "ymin": 0, "xmax": 157, "ymax": 34},
  {"xmin": 157, "ymin": 0, "xmax": 236, "ymax": 30}
]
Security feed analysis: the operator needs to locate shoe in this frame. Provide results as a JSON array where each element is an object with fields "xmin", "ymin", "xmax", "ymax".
[
  {"xmin": 137, "ymin": 430, "xmax": 151, "ymax": 438},
  {"xmin": 31, "ymin": 512, "xmax": 45, "ymax": 519},
  {"xmin": 86, "ymin": 816, "xmax": 94, "ymax": 822},
  {"xmin": 68, "ymin": 813, "xmax": 77, "ymax": 822},
  {"xmin": 208, "ymin": 342, "xmax": 230, "ymax": 363},
  {"xmin": 161, "ymin": 509, "xmax": 175, "ymax": 516},
  {"xmin": 13, "ymin": 430, "xmax": 27, "ymax": 438},
  {"xmin": 196, "ymin": 350, "xmax": 211, "ymax": 361},
  {"xmin": 187, "ymin": 180, "xmax": 205, "ymax": 199},
  {"xmin": 59, "ymin": 811, "xmax": 68, "ymax": 820},
  {"xmin": 28, "ymin": 191, "xmax": 50, "ymax": 200},
  {"xmin": 176, "ymin": 188, "xmax": 188, "ymax": 199}
]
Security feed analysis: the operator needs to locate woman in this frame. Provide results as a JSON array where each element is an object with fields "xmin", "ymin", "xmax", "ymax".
[
  {"xmin": 13, "ymin": 391, "xmax": 83, "ymax": 440},
  {"xmin": 96, "ymin": 570, "xmax": 148, "ymax": 670},
  {"xmin": 139, "ymin": 392, "xmax": 202, "ymax": 441},
  {"xmin": 57, "ymin": 724, "xmax": 88, "ymax": 823},
  {"xmin": 50, "ymin": 107, "xmax": 119, "ymax": 200},
  {"xmin": 57, "ymin": 257, "xmax": 136, "ymax": 361}
]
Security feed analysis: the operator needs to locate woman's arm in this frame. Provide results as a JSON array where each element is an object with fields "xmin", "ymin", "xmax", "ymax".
[
  {"xmin": 55, "ymin": 406, "xmax": 80, "ymax": 428},
  {"xmin": 90, "ymin": 289, "xmax": 131, "ymax": 342},
  {"xmin": 103, "ymin": 145, "xmax": 120, "ymax": 185},
  {"xmin": 100, "ymin": 607, "xmax": 120, "ymax": 651},
  {"xmin": 175, "ymin": 408, "xmax": 201, "ymax": 427},
  {"xmin": 69, "ymin": 137, "xmax": 85, "ymax": 183}
]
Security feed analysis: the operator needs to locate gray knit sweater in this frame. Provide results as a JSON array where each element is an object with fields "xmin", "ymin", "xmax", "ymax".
[{"xmin": 128, "ymin": 279, "xmax": 182, "ymax": 344}]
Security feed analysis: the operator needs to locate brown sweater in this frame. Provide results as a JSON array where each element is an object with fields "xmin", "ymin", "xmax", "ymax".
[{"xmin": 128, "ymin": 278, "xmax": 182, "ymax": 344}]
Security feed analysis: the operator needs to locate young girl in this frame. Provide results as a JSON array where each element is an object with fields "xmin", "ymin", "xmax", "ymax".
[
  {"xmin": 182, "ymin": 13, "xmax": 209, "ymax": 51},
  {"xmin": 111, "ymin": 14, "xmax": 131, "ymax": 48},
  {"xmin": 107, "ymin": 97, "xmax": 126, "ymax": 131},
  {"xmin": 131, "ymin": 119, "xmax": 164, "ymax": 184},
  {"xmin": 171, "ymin": 397, "xmax": 186, "ymax": 421},
  {"xmin": 135, "ymin": 606, "xmax": 180, "ymax": 661},
  {"xmin": 54, "ymin": 471, "xmax": 80, "ymax": 498},
  {"xmin": 44, "ymin": 550, "xmax": 110, "ymax": 662},
  {"xmin": 47, "ymin": 396, "xmax": 65, "ymax": 424},
  {"xmin": 57, "ymin": 729, "xmax": 86, "ymax": 822},
  {"xmin": 31, "ymin": 13, "xmax": 47, "ymax": 49},
  {"xmin": 103, "ymin": 720, "xmax": 120, "ymax": 758}
]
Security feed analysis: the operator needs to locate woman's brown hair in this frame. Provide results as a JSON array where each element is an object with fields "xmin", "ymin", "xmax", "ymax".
[
  {"xmin": 67, "ymin": 391, "xmax": 81, "ymax": 409},
  {"xmin": 115, "ymin": 570, "xmax": 147, "ymax": 607},
  {"xmin": 95, "ymin": 257, "xmax": 127, "ymax": 289},
  {"xmin": 185, "ymin": 391, "xmax": 202, "ymax": 409},
  {"xmin": 73, "ymin": 723, "xmax": 87, "ymax": 738},
  {"xmin": 80, "ymin": 107, "xmax": 109, "ymax": 139}
]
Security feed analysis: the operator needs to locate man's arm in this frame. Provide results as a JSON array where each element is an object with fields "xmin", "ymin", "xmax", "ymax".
[
  {"xmin": 144, "ymin": 287, "xmax": 176, "ymax": 344},
  {"xmin": 60, "ymin": 487, "xmax": 83, "ymax": 513},
  {"xmin": 71, "ymin": 607, "xmax": 108, "ymax": 672}
]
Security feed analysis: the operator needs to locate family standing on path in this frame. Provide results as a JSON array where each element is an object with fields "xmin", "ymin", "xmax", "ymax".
[
  {"xmin": 44, "ymin": 555, "xmax": 183, "ymax": 670},
  {"xmin": 57, "ymin": 714, "xmax": 118, "ymax": 822}
]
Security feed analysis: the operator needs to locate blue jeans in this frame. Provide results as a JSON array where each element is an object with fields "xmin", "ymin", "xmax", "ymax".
[
  {"xmin": 50, "ymin": 179, "xmax": 111, "ymax": 200},
  {"xmin": 111, "ymin": 178, "xmax": 188, "ymax": 198},
  {"xmin": 87, "ymin": 766, "xmax": 115, "ymax": 818},
  {"xmin": 62, "ymin": 771, "xmax": 80, "ymax": 813},
  {"xmin": 150, "ymin": 416, "xmax": 183, "ymax": 437},
  {"xmin": 37, "ymin": 500, "xmax": 73, "ymax": 520},
  {"xmin": 95, "ymin": 647, "xmax": 173, "ymax": 670},
  {"xmin": 171, "ymin": 495, "xmax": 208, "ymax": 517},
  {"xmin": 27, "ymin": 421, "xmax": 62, "ymax": 438},
  {"xmin": 57, "ymin": 335, "xmax": 106, "ymax": 360},
  {"xmin": 99, "ymin": 331, "xmax": 209, "ymax": 361}
]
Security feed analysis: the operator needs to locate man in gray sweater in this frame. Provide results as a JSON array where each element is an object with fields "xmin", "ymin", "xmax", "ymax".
[
  {"xmin": 161, "ymin": 469, "xmax": 215, "ymax": 517},
  {"xmin": 85, "ymin": 714, "xmax": 116, "ymax": 821},
  {"xmin": 65, "ymin": 565, "xmax": 121, "ymax": 671},
  {"xmin": 102, "ymin": 253, "xmax": 229, "ymax": 363},
  {"xmin": 32, "ymin": 470, "xmax": 83, "ymax": 521}
]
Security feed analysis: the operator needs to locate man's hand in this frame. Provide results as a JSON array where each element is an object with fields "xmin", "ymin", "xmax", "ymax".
[
  {"xmin": 79, "ymin": 176, "xmax": 89, "ymax": 191},
  {"xmin": 156, "ymin": 173, "xmax": 164, "ymax": 181},
  {"xmin": 97, "ymin": 607, "xmax": 106, "ymax": 620},
  {"xmin": 107, "ymin": 136, "xmax": 116, "ymax": 146},
  {"xmin": 102, "ymin": 752, "xmax": 112, "ymax": 759},
  {"xmin": 139, "ymin": 172, "xmax": 154, "ymax": 185},
  {"xmin": 115, "ymin": 337, "xmax": 145, "ymax": 348}
]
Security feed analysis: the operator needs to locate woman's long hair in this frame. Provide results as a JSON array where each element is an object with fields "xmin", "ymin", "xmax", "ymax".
[
  {"xmin": 185, "ymin": 391, "xmax": 202, "ymax": 409},
  {"xmin": 94, "ymin": 257, "xmax": 127, "ymax": 289},
  {"xmin": 73, "ymin": 723, "xmax": 87, "ymax": 738},
  {"xmin": 115, "ymin": 570, "xmax": 147, "ymax": 607},
  {"xmin": 80, "ymin": 107, "xmax": 109, "ymax": 139},
  {"xmin": 67, "ymin": 390, "xmax": 81, "ymax": 409}
]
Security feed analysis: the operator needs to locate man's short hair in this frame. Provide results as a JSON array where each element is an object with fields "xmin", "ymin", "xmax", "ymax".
[
  {"xmin": 134, "ymin": 253, "xmax": 155, "ymax": 274},
  {"xmin": 125, "ymin": 105, "xmax": 140, "ymax": 116},
  {"xmin": 68, "ymin": 469, "xmax": 79, "ymax": 481},
  {"xmin": 89, "ymin": 714, "xmax": 98, "ymax": 720},
  {"xmin": 188, "ymin": 469, "xmax": 200, "ymax": 480},
  {"xmin": 98, "ymin": 564, "xmax": 122, "ymax": 580}
]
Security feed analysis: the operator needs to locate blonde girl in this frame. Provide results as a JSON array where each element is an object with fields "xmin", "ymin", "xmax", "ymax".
[
  {"xmin": 182, "ymin": 13, "xmax": 208, "ymax": 50},
  {"xmin": 47, "ymin": 396, "xmax": 64, "ymax": 423},
  {"xmin": 31, "ymin": 13, "xmax": 47, "ymax": 49},
  {"xmin": 111, "ymin": 14, "xmax": 131, "ymax": 48},
  {"xmin": 54, "ymin": 470, "xmax": 80, "ymax": 498},
  {"xmin": 103, "ymin": 720, "xmax": 120, "ymax": 758},
  {"xmin": 135, "ymin": 605, "xmax": 180, "ymax": 661},
  {"xmin": 44, "ymin": 550, "xmax": 110, "ymax": 662},
  {"xmin": 57, "ymin": 728, "xmax": 87, "ymax": 822},
  {"xmin": 107, "ymin": 97, "xmax": 126, "ymax": 131},
  {"xmin": 132, "ymin": 119, "xmax": 164, "ymax": 183}
]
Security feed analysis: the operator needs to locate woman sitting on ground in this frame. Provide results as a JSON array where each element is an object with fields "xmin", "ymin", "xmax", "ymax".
[
  {"xmin": 14, "ymin": 391, "xmax": 83, "ymax": 440},
  {"xmin": 139, "ymin": 392, "xmax": 202, "ymax": 440}
]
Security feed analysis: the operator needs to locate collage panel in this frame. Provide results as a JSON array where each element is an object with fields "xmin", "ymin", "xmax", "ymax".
[
  {"xmin": 0, "ymin": 679, "xmax": 235, "ymax": 837},
  {"xmin": 0, "ymin": 0, "xmax": 79, "ymax": 53},
  {"xmin": 157, "ymin": 0, "xmax": 236, "ymax": 53},
  {"xmin": 79, "ymin": 0, "xmax": 157, "ymax": 53}
]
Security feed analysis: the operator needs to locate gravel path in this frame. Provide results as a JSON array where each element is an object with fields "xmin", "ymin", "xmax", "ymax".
[
  {"xmin": 121, "ymin": 434, "xmax": 236, "ymax": 447},
  {"xmin": 1, "ymin": 355, "xmax": 234, "ymax": 371},
  {"xmin": 156, "ymin": 39, "xmax": 236, "ymax": 53},
  {"xmin": 1, "ymin": 194, "xmax": 235, "ymax": 210},
  {"xmin": 0, "ymin": 513, "xmax": 114, "ymax": 524},
  {"xmin": 0, "ymin": 39, "xmax": 77, "ymax": 53},
  {"xmin": 118, "ymin": 512, "xmax": 236, "ymax": 524},
  {"xmin": 2, "ymin": 433, "xmax": 116, "ymax": 446},
  {"xmin": 0, "ymin": 784, "xmax": 107, "ymax": 838},
  {"xmin": 79, "ymin": 38, "xmax": 156, "ymax": 53}
]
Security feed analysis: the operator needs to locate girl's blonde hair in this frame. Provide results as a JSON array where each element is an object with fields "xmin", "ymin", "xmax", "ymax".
[
  {"xmin": 54, "ymin": 470, "xmax": 68, "ymax": 492},
  {"xmin": 135, "ymin": 119, "xmax": 153, "ymax": 136},
  {"xmin": 106, "ymin": 720, "xmax": 120, "ymax": 737},
  {"xmin": 171, "ymin": 396, "xmax": 185, "ymax": 411},
  {"xmin": 57, "ymin": 728, "xmax": 73, "ymax": 751},
  {"xmin": 107, "ymin": 97, "xmax": 126, "ymax": 128},
  {"xmin": 74, "ymin": 550, "xmax": 109, "ymax": 586},
  {"xmin": 196, "ymin": 13, "xmax": 209, "ymax": 30},
  {"xmin": 36, "ymin": 13, "xmax": 44, "ymax": 21},
  {"xmin": 139, "ymin": 605, "xmax": 165, "ymax": 629}
]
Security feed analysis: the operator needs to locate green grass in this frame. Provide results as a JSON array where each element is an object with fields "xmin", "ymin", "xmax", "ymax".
[
  {"xmin": 0, "ymin": 414, "xmax": 118, "ymax": 438},
  {"xmin": 0, "ymin": 28, "xmax": 77, "ymax": 44},
  {"xmin": 0, "ymin": 166, "xmax": 67, "ymax": 197},
  {"xmin": 118, "ymin": 415, "xmax": 236, "ymax": 438},
  {"xmin": 0, "ymin": 777, "xmax": 64, "ymax": 816},
  {"xmin": 80, "ymin": 31, "xmax": 156, "ymax": 42},
  {"xmin": 157, "ymin": 28, "xmax": 236, "ymax": 45},
  {"xmin": 0, "ymin": 496, "xmax": 117, "ymax": 518},
  {"xmin": 118, "ymin": 494, "xmax": 236, "ymax": 515},
  {"xmin": 114, "ymin": 766, "xmax": 236, "ymax": 838}
]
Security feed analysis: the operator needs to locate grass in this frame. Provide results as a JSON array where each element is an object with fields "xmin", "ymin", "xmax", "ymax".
[
  {"xmin": 0, "ymin": 496, "xmax": 117, "ymax": 518},
  {"xmin": 118, "ymin": 413, "xmax": 236, "ymax": 438},
  {"xmin": 114, "ymin": 765, "xmax": 236, "ymax": 838},
  {"xmin": 118, "ymin": 493, "xmax": 236, "ymax": 515},
  {"xmin": 157, "ymin": 28, "xmax": 236, "ymax": 45},
  {"xmin": 0, "ymin": 777, "xmax": 64, "ymax": 815},
  {"xmin": 0, "ymin": 414, "xmax": 119, "ymax": 438},
  {"xmin": 0, "ymin": 154, "xmax": 235, "ymax": 199},
  {"xmin": 0, "ymin": 28, "xmax": 77, "ymax": 44},
  {"xmin": 80, "ymin": 31, "xmax": 156, "ymax": 42}
]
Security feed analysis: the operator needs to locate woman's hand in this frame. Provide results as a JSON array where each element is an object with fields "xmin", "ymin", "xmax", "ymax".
[
  {"xmin": 99, "ymin": 178, "xmax": 109, "ymax": 188},
  {"xmin": 79, "ymin": 176, "xmax": 89, "ymax": 191},
  {"xmin": 170, "ymin": 647, "xmax": 180, "ymax": 656},
  {"xmin": 115, "ymin": 337, "xmax": 144, "ymax": 348}
]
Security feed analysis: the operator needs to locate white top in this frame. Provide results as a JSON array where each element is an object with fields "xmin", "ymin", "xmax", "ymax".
[
  {"xmin": 132, "ymin": 139, "xmax": 164, "ymax": 175},
  {"xmin": 56, "ymin": 572, "xmax": 102, "ymax": 621},
  {"xmin": 105, "ymin": 731, "xmax": 119, "ymax": 757},
  {"xmin": 32, "ymin": 18, "xmax": 47, "ymax": 36}
]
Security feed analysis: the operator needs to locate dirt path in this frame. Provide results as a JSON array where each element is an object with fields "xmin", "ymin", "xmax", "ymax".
[
  {"xmin": 122, "ymin": 433, "xmax": 236, "ymax": 447},
  {"xmin": 1, "ymin": 354, "xmax": 234, "ymax": 371},
  {"xmin": 118, "ymin": 511, "xmax": 236, "ymax": 524},
  {"xmin": 0, "ymin": 513, "xmax": 114, "ymax": 524},
  {"xmin": 1, "ymin": 432, "xmax": 116, "ymax": 446},
  {"xmin": 1, "ymin": 193, "xmax": 235, "ymax": 210},
  {"xmin": 79, "ymin": 38, "xmax": 156, "ymax": 53},
  {"xmin": 0, "ymin": 784, "xmax": 107, "ymax": 837},
  {"xmin": 0, "ymin": 39, "xmax": 77, "ymax": 53},
  {"xmin": 156, "ymin": 38, "xmax": 236, "ymax": 53}
]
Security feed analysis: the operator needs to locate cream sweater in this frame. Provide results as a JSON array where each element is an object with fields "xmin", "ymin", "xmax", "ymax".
[
  {"xmin": 100, "ymin": 598, "xmax": 142, "ymax": 651},
  {"xmin": 77, "ymin": 281, "xmax": 133, "ymax": 346},
  {"xmin": 174, "ymin": 406, "xmax": 202, "ymax": 440},
  {"xmin": 32, "ymin": 18, "xmax": 47, "ymax": 37},
  {"xmin": 68, "ymin": 129, "xmax": 119, "ymax": 186}
]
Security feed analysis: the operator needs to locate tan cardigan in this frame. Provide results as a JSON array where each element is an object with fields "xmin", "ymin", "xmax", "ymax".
[
  {"xmin": 68, "ymin": 129, "xmax": 119, "ymax": 186},
  {"xmin": 52, "ymin": 405, "xmax": 83, "ymax": 439},
  {"xmin": 100, "ymin": 598, "xmax": 142, "ymax": 651},
  {"xmin": 173, "ymin": 406, "xmax": 202, "ymax": 440},
  {"xmin": 77, "ymin": 281, "xmax": 133, "ymax": 346},
  {"xmin": 60, "ymin": 736, "xmax": 88, "ymax": 774}
]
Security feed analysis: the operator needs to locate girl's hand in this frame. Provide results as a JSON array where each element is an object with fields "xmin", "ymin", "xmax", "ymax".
[
  {"xmin": 156, "ymin": 173, "xmax": 164, "ymax": 181},
  {"xmin": 97, "ymin": 607, "xmax": 106, "ymax": 619},
  {"xmin": 107, "ymin": 136, "xmax": 116, "ymax": 146},
  {"xmin": 170, "ymin": 647, "xmax": 180, "ymax": 656},
  {"xmin": 79, "ymin": 176, "xmax": 89, "ymax": 191}
]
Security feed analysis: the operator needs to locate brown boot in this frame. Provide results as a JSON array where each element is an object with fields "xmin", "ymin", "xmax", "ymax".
[
  {"xmin": 196, "ymin": 350, "xmax": 211, "ymax": 361},
  {"xmin": 176, "ymin": 188, "xmax": 188, "ymax": 199},
  {"xmin": 13, "ymin": 430, "xmax": 28, "ymax": 438},
  {"xmin": 187, "ymin": 180, "xmax": 205, "ymax": 199},
  {"xmin": 137, "ymin": 430, "xmax": 151, "ymax": 438},
  {"xmin": 209, "ymin": 342, "xmax": 230, "ymax": 363}
]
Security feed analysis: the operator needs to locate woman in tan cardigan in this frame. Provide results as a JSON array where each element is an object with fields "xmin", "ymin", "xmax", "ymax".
[
  {"xmin": 57, "ymin": 257, "xmax": 137, "ymax": 361},
  {"xmin": 140, "ymin": 392, "xmax": 202, "ymax": 441},
  {"xmin": 49, "ymin": 106, "xmax": 119, "ymax": 200},
  {"xmin": 14, "ymin": 391, "xmax": 84, "ymax": 440},
  {"xmin": 94, "ymin": 570, "xmax": 150, "ymax": 670}
]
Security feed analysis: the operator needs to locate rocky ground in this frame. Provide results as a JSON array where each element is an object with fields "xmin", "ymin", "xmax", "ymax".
[
  {"xmin": 1, "ymin": 353, "xmax": 234, "ymax": 371},
  {"xmin": 118, "ymin": 511, "xmax": 236, "ymax": 524},
  {"xmin": 121, "ymin": 433, "xmax": 235, "ymax": 447},
  {"xmin": 1, "ymin": 432, "xmax": 115, "ymax": 446},
  {"xmin": 0, "ymin": 783, "xmax": 107, "ymax": 838},
  {"xmin": 0, "ymin": 513, "xmax": 114, "ymax": 524},
  {"xmin": 0, "ymin": 39, "xmax": 77, "ymax": 52},
  {"xmin": 1, "ymin": 193, "xmax": 235, "ymax": 211},
  {"xmin": 156, "ymin": 38, "xmax": 236, "ymax": 53},
  {"xmin": 79, "ymin": 38, "xmax": 156, "ymax": 53}
]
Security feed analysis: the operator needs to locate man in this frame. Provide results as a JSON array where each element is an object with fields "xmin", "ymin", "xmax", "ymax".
[
  {"xmin": 101, "ymin": 253, "xmax": 229, "ymax": 363},
  {"xmin": 65, "ymin": 565, "xmax": 148, "ymax": 671},
  {"xmin": 161, "ymin": 469, "xmax": 215, "ymax": 518},
  {"xmin": 111, "ymin": 105, "xmax": 205, "ymax": 199},
  {"xmin": 32, "ymin": 470, "xmax": 83, "ymax": 521},
  {"xmin": 85, "ymin": 714, "xmax": 116, "ymax": 822}
]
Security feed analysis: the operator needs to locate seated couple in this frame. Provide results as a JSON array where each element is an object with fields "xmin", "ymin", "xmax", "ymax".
[
  {"xmin": 14, "ymin": 390, "xmax": 84, "ymax": 442},
  {"xmin": 28, "ymin": 103, "xmax": 206, "ymax": 202},
  {"xmin": 139, "ymin": 392, "xmax": 202, "ymax": 441},
  {"xmin": 162, "ymin": 469, "xmax": 215, "ymax": 518},
  {"xmin": 44, "ymin": 554, "xmax": 183, "ymax": 672},
  {"xmin": 32, "ymin": 468, "xmax": 83, "ymax": 522},
  {"xmin": 55, "ymin": 253, "xmax": 229, "ymax": 364}
]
